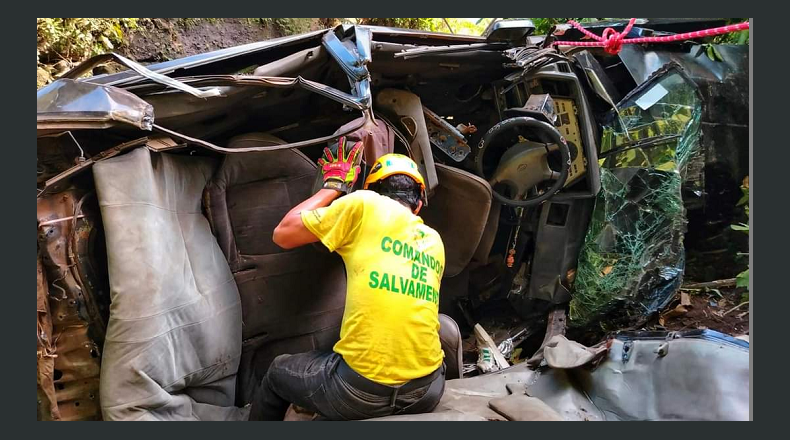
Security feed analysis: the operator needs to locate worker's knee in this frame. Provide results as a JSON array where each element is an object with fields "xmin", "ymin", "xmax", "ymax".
[
  {"xmin": 270, "ymin": 353, "xmax": 293, "ymax": 369},
  {"xmin": 271, "ymin": 353, "xmax": 300, "ymax": 373}
]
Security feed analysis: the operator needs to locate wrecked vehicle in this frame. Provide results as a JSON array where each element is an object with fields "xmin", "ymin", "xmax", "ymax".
[{"xmin": 37, "ymin": 19, "xmax": 749, "ymax": 421}]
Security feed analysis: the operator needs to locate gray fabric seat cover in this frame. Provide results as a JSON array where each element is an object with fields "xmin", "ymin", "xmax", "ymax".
[
  {"xmin": 203, "ymin": 133, "xmax": 346, "ymax": 405},
  {"xmin": 94, "ymin": 147, "xmax": 246, "ymax": 421}
]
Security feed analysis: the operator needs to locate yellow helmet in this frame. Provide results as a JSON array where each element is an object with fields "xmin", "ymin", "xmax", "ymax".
[{"xmin": 363, "ymin": 153, "xmax": 426, "ymax": 191}]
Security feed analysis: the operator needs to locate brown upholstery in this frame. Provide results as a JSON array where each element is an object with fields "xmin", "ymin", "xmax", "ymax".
[
  {"xmin": 335, "ymin": 116, "xmax": 395, "ymax": 164},
  {"xmin": 439, "ymin": 314, "xmax": 464, "ymax": 380},
  {"xmin": 310, "ymin": 116, "xmax": 397, "ymax": 194},
  {"xmin": 203, "ymin": 133, "xmax": 347, "ymax": 404},
  {"xmin": 421, "ymin": 164, "xmax": 495, "ymax": 278},
  {"xmin": 472, "ymin": 201, "xmax": 501, "ymax": 268}
]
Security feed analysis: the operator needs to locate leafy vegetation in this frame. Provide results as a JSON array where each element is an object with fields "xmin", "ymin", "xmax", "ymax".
[
  {"xmin": 37, "ymin": 17, "xmax": 750, "ymax": 66},
  {"xmin": 177, "ymin": 18, "xmax": 220, "ymax": 27},
  {"xmin": 530, "ymin": 18, "xmax": 607, "ymax": 35},
  {"xmin": 37, "ymin": 18, "xmax": 141, "ymax": 63},
  {"xmin": 713, "ymin": 18, "xmax": 750, "ymax": 45},
  {"xmin": 258, "ymin": 18, "xmax": 315, "ymax": 35},
  {"xmin": 731, "ymin": 176, "xmax": 750, "ymax": 292},
  {"xmin": 352, "ymin": 18, "xmax": 489, "ymax": 36},
  {"xmin": 36, "ymin": 17, "xmax": 750, "ymax": 89},
  {"xmin": 352, "ymin": 18, "xmax": 609, "ymax": 36}
]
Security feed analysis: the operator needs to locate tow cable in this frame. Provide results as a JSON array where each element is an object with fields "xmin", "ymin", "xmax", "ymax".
[{"xmin": 552, "ymin": 18, "xmax": 750, "ymax": 55}]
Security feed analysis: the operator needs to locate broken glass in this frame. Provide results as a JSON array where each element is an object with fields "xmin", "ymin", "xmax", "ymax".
[{"xmin": 570, "ymin": 63, "xmax": 702, "ymax": 329}]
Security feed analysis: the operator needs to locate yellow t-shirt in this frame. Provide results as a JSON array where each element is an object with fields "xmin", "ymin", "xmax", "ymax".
[{"xmin": 301, "ymin": 190, "xmax": 445, "ymax": 385}]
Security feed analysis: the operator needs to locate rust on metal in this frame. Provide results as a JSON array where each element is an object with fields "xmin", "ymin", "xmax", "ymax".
[
  {"xmin": 37, "ymin": 190, "xmax": 108, "ymax": 421},
  {"xmin": 37, "ymin": 256, "xmax": 60, "ymax": 420}
]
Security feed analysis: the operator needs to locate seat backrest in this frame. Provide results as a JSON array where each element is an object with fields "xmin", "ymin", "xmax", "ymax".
[
  {"xmin": 204, "ymin": 133, "xmax": 347, "ymax": 404},
  {"xmin": 95, "ymin": 148, "xmax": 246, "ymax": 420},
  {"xmin": 439, "ymin": 314, "xmax": 464, "ymax": 380},
  {"xmin": 334, "ymin": 116, "xmax": 395, "ymax": 164},
  {"xmin": 421, "ymin": 164, "xmax": 498, "ymax": 278}
]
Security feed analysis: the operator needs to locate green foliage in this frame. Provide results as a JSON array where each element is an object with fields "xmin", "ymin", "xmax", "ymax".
[
  {"xmin": 531, "ymin": 18, "xmax": 606, "ymax": 35},
  {"xmin": 731, "ymin": 223, "xmax": 749, "ymax": 232},
  {"xmin": 259, "ymin": 18, "xmax": 314, "ymax": 35},
  {"xmin": 731, "ymin": 176, "xmax": 750, "ymax": 292},
  {"xmin": 736, "ymin": 269, "xmax": 749, "ymax": 289},
  {"xmin": 437, "ymin": 18, "xmax": 489, "ymax": 35},
  {"xmin": 178, "ymin": 18, "xmax": 217, "ymax": 26},
  {"xmin": 732, "ymin": 177, "xmax": 750, "ymax": 223},
  {"xmin": 37, "ymin": 18, "xmax": 140, "ymax": 62},
  {"xmin": 703, "ymin": 44, "xmax": 725, "ymax": 62},
  {"xmin": 354, "ymin": 18, "xmax": 488, "ymax": 36},
  {"xmin": 361, "ymin": 18, "xmax": 610, "ymax": 36},
  {"xmin": 177, "ymin": 18, "xmax": 220, "ymax": 28},
  {"xmin": 529, "ymin": 17, "xmax": 749, "ymax": 43},
  {"xmin": 356, "ymin": 18, "xmax": 430, "ymax": 29},
  {"xmin": 713, "ymin": 18, "xmax": 749, "ymax": 45},
  {"xmin": 737, "ymin": 178, "xmax": 749, "ymax": 212}
]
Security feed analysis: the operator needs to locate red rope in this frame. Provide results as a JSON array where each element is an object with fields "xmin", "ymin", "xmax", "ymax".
[{"xmin": 553, "ymin": 20, "xmax": 750, "ymax": 55}]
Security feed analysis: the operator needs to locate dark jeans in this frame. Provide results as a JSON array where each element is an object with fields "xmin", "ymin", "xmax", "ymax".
[{"xmin": 249, "ymin": 351, "xmax": 445, "ymax": 421}]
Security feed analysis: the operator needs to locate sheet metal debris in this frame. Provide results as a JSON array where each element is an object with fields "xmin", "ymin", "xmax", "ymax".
[
  {"xmin": 37, "ymin": 190, "xmax": 107, "ymax": 420},
  {"xmin": 322, "ymin": 26, "xmax": 372, "ymax": 105},
  {"xmin": 62, "ymin": 52, "xmax": 222, "ymax": 98},
  {"xmin": 37, "ymin": 79, "xmax": 154, "ymax": 133}
]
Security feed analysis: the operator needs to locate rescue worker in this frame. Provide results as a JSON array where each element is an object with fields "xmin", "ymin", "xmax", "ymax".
[{"xmin": 249, "ymin": 136, "xmax": 446, "ymax": 421}]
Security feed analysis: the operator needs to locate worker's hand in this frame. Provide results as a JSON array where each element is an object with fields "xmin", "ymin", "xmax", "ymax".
[{"xmin": 318, "ymin": 136, "xmax": 363, "ymax": 193}]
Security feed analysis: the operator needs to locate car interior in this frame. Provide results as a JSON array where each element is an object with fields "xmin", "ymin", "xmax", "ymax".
[{"xmin": 37, "ymin": 24, "xmax": 624, "ymax": 420}]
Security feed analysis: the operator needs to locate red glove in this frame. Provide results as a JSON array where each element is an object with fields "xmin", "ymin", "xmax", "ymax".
[{"xmin": 318, "ymin": 136, "xmax": 363, "ymax": 193}]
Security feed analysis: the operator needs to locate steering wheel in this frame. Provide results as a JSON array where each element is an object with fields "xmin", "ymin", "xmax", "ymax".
[{"xmin": 474, "ymin": 117, "xmax": 571, "ymax": 207}]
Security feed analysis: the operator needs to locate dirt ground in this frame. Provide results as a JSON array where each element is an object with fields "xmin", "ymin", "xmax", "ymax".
[
  {"xmin": 37, "ymin": 18, "xmax": 338, "ymax": 88},
  {"xmin": 118, "ymin": 18, "xmax": 339, "ymax": 64},
  {"xmin": 651, "ymin": 285, "xmax": 749, "ymax": 336},
  {"xmin": 121, "ymin": 19, "xmax": 281, "ymax": 63}
]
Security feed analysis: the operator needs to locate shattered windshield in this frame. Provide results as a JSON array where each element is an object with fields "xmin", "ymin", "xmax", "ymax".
[{"xmin": 571, "ymin": 64, "xmax": 702, "ymax": 329}]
